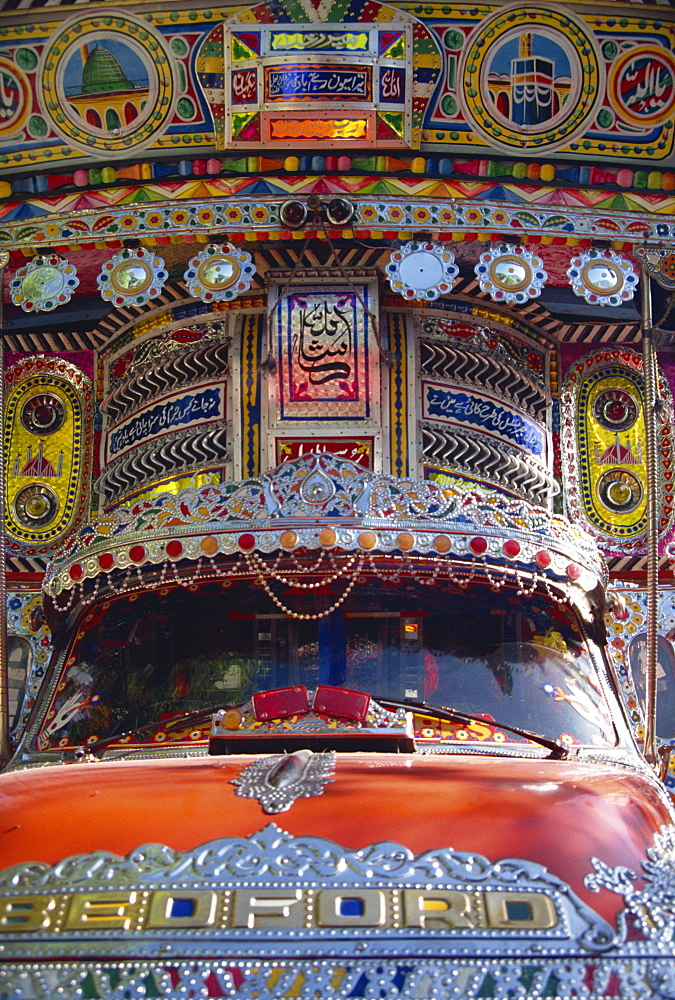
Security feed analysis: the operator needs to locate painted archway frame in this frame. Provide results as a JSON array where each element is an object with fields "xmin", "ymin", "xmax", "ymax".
[{"xmin": 196, "ymin": 0, "xmax": 442, "ymax": 150}]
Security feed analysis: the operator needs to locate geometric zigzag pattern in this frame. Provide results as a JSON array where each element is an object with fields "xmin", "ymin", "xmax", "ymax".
[{"xmin": 421, "ymin": 423, "xmax": 557, "ymax": 507}]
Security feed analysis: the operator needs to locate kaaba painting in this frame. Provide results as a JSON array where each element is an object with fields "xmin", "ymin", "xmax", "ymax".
[{"xmin": 484, "ymin": 31, "xmax": 573, "ymax": 131}]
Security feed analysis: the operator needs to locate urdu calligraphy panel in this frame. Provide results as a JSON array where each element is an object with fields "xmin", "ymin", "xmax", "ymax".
[
  {"xmin": 267, "ymin": 275, "xmax": 381, "ymax": 469},
  {"xmin": 271, "ymin": 279, "xmax": 379, "ymax": 426}
]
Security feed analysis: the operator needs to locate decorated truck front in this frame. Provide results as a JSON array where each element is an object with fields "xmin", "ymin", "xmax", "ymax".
[
  {"xmin": 5, "ymin": 0, "xmax": 675, "ymax": 995},
  {"xmin": 2, "ymin": 455, "xmax": 675, "ymax": 999}
]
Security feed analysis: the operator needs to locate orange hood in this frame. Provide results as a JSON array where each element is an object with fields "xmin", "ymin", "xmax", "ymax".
[{"xmin": 0, "ymin": 751, "xmax": 670, "ymax": 926}]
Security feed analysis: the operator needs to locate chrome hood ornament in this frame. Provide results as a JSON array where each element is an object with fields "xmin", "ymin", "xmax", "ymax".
[{"xmin": 231, "ymin": 749, "xmax": 335, "ymax": 813}]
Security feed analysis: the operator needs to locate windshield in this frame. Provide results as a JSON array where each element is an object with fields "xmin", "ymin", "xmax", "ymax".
[{"xmin": 37, "ymin": 579, "xmax": 615, "ymax": 751}]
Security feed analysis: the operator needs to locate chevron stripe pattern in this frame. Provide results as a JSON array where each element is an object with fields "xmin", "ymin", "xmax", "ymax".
[
  {"xmin": 421, "ymin": 423, "xmax": 557, "ymax": 507},
  {"xmin": 420, "ymin": 339, "xmax": 548, "ymax": 421},
  {"xmin": 96, "ymin": 426, "xmax": 230, "ymax": 504},
  {"xmin": 102, "ymin": 341, "xmax": 230, "ymax": 426}
]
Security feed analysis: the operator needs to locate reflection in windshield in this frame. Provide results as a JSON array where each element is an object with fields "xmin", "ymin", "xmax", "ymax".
[{"xmin": 39, "ymin": 581, "xmax": 615, "ymax": 750}]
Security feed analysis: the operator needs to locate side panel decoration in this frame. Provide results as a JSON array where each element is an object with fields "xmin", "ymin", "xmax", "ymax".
[
  {"xmin": 3, "ymin": 356, "xmax": 93, "ymax": 554},
  {"xmin": 417, "ymin": 317, "xmax": 554, "ymax": 507},
  {"xmin": 561, "ymin": 348, "xmax": 674, "ymax": 554},
  {"xmin": 99, "ymin": 325, "xmax": 231, "ymax": 508},
  {"xmin": 387, "ymin": 311, "xmax": 409, "ymax": 478},
  {"xmin": 6, "ymin": 591, "xmax": 52, "ymax": 740},
  {"xmin": 238, "ymin": 312, "xmax": 263, "ymax": 479},
  {"xmin": 605, "ymin": 586, "xmax": 675, "ymax": 790}
]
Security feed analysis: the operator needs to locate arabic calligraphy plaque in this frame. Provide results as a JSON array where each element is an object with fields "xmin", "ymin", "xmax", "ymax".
[
  {"xmin": 276, "ymin": 438, "xmax": 374, "ymax": 468},
  {"xmin": 273, "ymin": 284, "xmax": 378, "ymax": 423}
]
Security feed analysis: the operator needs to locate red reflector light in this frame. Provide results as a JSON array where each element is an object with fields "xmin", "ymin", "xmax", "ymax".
[
  {"xmin": 252, "ymin": 686, "xmax": 310, "ymax": 721},
  {"xmin": 313, "ymin": 685, "xmax": 371, "ymax": 722}
]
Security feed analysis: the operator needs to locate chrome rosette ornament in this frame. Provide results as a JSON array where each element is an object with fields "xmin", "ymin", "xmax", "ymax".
[
  {"xmin": 475, "ymin": 243, "xmax": 547, "ymax": 304},
  {"xmin": 567, "ymin": 248, "xmax": 638, "ymax": 307},
  {"xmin": 9, "ymin": 254, "xmax": 79, "ymax": 313},
  {"xmin": 386, "ymin": 241, "xmax": 458, "ymax": 301},
  {"xmin": 97, "ymin": 246, "xmax": 168, "ymax": 307},
  {"xmin": 183, "ymin": 243, "xmax": 256, "ymax": 303}
]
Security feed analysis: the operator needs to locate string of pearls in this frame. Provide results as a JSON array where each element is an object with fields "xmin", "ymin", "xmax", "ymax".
[
  {"xmin": 513, "ymin": 567, "xmax": 539, "ymax": 597},
  {"xmin": 246, "ymin": 553, "xmax": 365, "ymax": 620},
  {"xmin": 245, "ymin": 549, "xmax": 361, "ymax": 590},
  {"xmin": 50, "ymin": 547, "xmax": 573, "ymax": 616},
  {"xmin": 480, "ymin": 556, "xmax": 507, "ymax": 593}
]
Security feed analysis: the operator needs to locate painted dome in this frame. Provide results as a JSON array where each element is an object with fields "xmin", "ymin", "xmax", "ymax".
[{"xmin": 80, "ymin": 46, "xmax": 135, "ymax": 95}]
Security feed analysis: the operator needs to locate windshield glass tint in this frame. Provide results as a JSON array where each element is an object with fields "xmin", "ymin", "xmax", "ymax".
[{"xmin": 38, "ymin": 580, "xmax": 615, "ymax": 750}]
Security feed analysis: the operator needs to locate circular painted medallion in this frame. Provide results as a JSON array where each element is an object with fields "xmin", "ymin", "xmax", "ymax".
[
  {"xmin": 386, "ymin": 242, "xmax": 459, "ymax": 301},
  {"xmin": 459, "ymin": 5, "xmax": 603, "ymax": 153},
  {"xmin": 567, "ymin": 249, "xmax": 638, "ymax": 307},
  {"xmin": 0, "ymin": 57, "xmax": 30, "ymax": 137},
  {"xmin": 474, "ymin": 243, "xmax": 547, "ymax": 304},
  {"xmin": 593, "ymin": 389, "xmax": 638, "ymax": 432},
  {"xmin": 183, "ymin": 244, "xmax": 256, "ymax": 302},
  {"xmin": 37, "ymin": 12, "xmax": 175, "ymax": 156},
  {"xmin": 9, "ymin": 254, "xmax": 79, "ymax": 313},
  {"xmin": 14, "ymin": 484, "xmax": 59, "ymax": 528},
  {"xmin": 97, "ymin": 247, "xmax": 168, "ymax": 306},
  {"xmin": 609, "ymin": 46, "xmax": 675, "ymax": 126},
  {"xmin": 20, "ymin": 393, "xmax": 66, "ymax": 435},
  {"xmin": 597, "ymin": 469, "xmax": 643, "ymax": 514}
]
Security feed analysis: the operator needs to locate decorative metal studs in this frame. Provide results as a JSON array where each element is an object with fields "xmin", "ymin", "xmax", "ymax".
[
  {"xmin": 9, "ymin": 254, "xmax": 79, "ymax": 313},
  {"xmin": 97, "ymin": 247, "xmax": 168, "ymax": 307},
  {"xmin": 183, "ymin": 244, "xmax": 256, "ymax": 302},
  {"xmin": 474, "ymin": 243, "xmax": 547, "ymax": 304},
  {"xmin": 567, "ymin": 248, "xmax": 638, "ymax": 306},
  {"xmin": 386, "ymin": 241, "xmax": 458, "ymax": 301},
  {"xmin": 635, "ymin": 245, "xmax": 675, "ymax": 289}
]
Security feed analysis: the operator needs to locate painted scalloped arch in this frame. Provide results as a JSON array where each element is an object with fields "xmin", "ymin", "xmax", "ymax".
[{"xmin": 196, "ymin": 0, "xmax": 442, "ymax": 150}]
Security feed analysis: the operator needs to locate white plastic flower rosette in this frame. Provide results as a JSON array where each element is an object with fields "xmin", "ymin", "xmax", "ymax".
[
  {"xmin": 567, "ymin": 248, "xmax": 638, "ymax": 307},
  {"xmin": 386, "ymin": 242, "xmax": 458, "ymax": 301},
  {"xmin": 475, "ymin": 244, "xmax": 547, "ymax": 304}
]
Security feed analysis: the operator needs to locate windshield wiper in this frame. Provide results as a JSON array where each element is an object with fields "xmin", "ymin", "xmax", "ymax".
[
  {"xmin": 375, "ymin": 698, "xmax": 569, "ymax": 760},
  {"xmin": 71, "ymin": 696, "xmax": 567, "ymax": 761},
  {"xmin": 70, "ymin": 703, "xmax": 236, "ymax": 759}
]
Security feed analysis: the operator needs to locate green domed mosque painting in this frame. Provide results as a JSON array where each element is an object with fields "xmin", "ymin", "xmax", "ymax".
[
  {"xmin": 64, "ymin": 40, "xmax": 150, "ymax": 133},
  {"xmin": 38, "ymin": 12, "xmax": 175, "ymax": 155}
]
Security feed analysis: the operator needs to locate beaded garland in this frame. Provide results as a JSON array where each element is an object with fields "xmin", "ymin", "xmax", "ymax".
[{"xmin": 43, "ymin": 454, "xmax": 605, "ymax": 618}]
